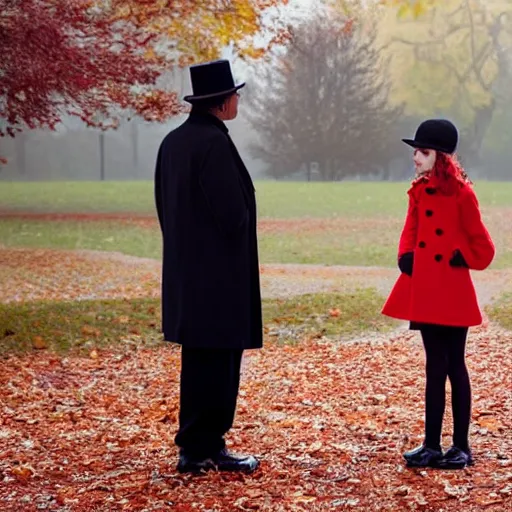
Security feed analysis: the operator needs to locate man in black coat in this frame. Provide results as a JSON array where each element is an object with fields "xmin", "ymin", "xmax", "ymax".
[{"xmin": 154, "ymin": 60, "xmax": 262, "ymax": 474}]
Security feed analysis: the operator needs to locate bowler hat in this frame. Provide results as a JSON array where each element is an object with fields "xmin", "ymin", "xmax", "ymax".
[
  {"xmin": 183, "ymin": 59, "xmax": 245, "ymax": 103},
  {"xmin": 402, "ymin": 119, "xmax": 458, "ymax": 154}
]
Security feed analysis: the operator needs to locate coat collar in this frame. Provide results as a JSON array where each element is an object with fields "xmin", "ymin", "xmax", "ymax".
[
  {"xmin": 408, "ymin": 171, "xmax": 467, "ymax": 199},
  {"xmin": 188, "ymin": 110, "xmax": 229, "ymax": 134}
]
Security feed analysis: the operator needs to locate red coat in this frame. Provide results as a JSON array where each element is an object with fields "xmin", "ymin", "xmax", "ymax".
[{"xmin": 382, "ymin": 177, "xmax": 495, "ymax": 327}]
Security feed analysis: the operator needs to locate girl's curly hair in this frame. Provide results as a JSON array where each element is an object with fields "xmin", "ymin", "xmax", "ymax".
[{"xmin": 429, "ymin": 152, "xmax": 472, "ymax": 195}]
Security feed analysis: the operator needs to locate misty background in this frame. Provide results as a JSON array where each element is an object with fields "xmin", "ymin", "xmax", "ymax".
[{"xmin": 1, "ymin": 1, "xmax": 511, "ymax": 182}]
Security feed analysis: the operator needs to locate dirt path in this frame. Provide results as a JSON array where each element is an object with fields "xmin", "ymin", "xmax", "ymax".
[{"xmin": 1, "ymin": 247, "xmax": 510, "ymax": 308}]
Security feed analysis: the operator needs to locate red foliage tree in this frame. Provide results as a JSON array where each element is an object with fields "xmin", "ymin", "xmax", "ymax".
[{"xmin": 0, "ymin": 0, "xmax": 182, "ymax": 142}]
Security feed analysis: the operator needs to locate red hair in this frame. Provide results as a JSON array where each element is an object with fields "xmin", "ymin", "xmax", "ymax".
[{"xmin": 429, "ymin": 152, "xmax": 472, "ymax": 195}]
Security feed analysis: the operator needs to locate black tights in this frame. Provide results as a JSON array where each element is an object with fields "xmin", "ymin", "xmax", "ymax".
[{"xmin": 420, "ymin": 325, "xmax": 471, "ymax": 452}]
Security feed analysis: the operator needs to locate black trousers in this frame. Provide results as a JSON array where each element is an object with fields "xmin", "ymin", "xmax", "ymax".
[
  {"xmin": 174, "ymin": 347, "xmax": 243, "ymax": 459},
  {"xmin": 420, "ymin": 325, "xmax": 471, "ymax": 452}
]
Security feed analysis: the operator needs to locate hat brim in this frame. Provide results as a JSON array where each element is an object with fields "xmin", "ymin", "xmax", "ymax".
[
  {"xmin": 402, "ymin": 139, "xmax": 455, "ymax": 154},
  {"xmin": 183, "ymin": 83, "xmax": 245, "ymax": 103}
]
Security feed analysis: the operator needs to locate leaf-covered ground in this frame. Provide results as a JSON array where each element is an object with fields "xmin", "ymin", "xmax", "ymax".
[
  {"xmin": 1, "ymin": 246, "xmax": 511, "ymax": 511},
  {"xmin": 1, "ymin": 327, "xmax": 511, "ymax": 511}
]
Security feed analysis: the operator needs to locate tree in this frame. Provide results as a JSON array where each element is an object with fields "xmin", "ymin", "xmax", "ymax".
[
  {"xmin": 1, "ymin": 0, "xmax": 166, "ymax": 138},
  {"xmin": 378, "ymin": 0, "xmax": 440, "ymax": 18},
  {"xmin": 110, "ymin": 0, "xmax": 291, "ymax": 63},
  {"xmin": 379, "ymin": 0, "xmax": 512, "ymax": 167},
  {"xmin": 244, "ymin": 13, "xmax": 404, "ymax": 181},
  {"xmin": 0, "ymin": 0, "xmax": 289, "ymax": 141}
]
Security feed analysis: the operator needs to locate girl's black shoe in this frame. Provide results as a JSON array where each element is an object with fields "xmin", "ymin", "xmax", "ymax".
[
  {"xmin": 403, "ymin": 445, "xmax": 443, "ymax": 468},
  {"xmin": 436, "ymin": 446, "xmax": 473, "ymax": 469}
]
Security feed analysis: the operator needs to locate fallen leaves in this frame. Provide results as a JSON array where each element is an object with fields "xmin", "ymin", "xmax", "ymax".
[
  {"xmin": 31, "ymin": 336, "xmax": 47, "ymax": 350},
  {"xmin": 476, "ymin": 416, "xmax": 505, "ymax": 433},
  {"xmin": 10, "ymin": 465, "xmax": 35, "ymax": 482},
  {"xmin": 0, "ymin": 247, "xmax": 162, "ymax": 304},
  {"xmin": 0, "ymin": 327, "xmax": 511, "ymax": 511},
  {"xmin": 0, "ymin": 244, "xmax": 511, "ymax": 511},
  {"xmin": 81, "ymin": 325, "xmax": 101, "ymax": 337}
]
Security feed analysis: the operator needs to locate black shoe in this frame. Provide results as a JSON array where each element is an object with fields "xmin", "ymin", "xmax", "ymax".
[
  {"xmin": 177, "ymin": 449, "xmax": 259, "ymax": 474},
  {"xmin": 436, "ymin": 446, "xmax": 474, "ymax": 469},
  {"xmin": 176, "ymin": 453, "xmax": 217, "ymax": 474},
  {"xmin": 403, "ymin": 445, "xmax": 443, "ymax": 468},
  {"xmin": 214, "ymin": 449, "xmax": 260, "ymax": 473}
]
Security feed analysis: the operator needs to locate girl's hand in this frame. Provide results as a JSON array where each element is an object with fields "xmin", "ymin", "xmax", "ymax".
[{"xmin": 449, "ymin": 249, "xmax": 469, "ymax": 268}]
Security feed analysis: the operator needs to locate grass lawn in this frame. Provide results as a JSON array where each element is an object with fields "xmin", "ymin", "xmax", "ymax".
[
  {"xmin": 0, "ymin": 289, "xmax": 396, "ymax": 355},
  {"xmin": 1, "ymin": 180, "xmax": 511, "ymax": 217},
  {"xmin": 0, "ymin": 180, "xmax": 510, "ymax": 268},
  {"xmin": 1, "ymin": 213, "xmax": 511, "ymax": 268},
  {"xmin": 0, "ymin": 220, "xmax": 163, "ymax": 260},
  {"xmin": 486, "ymin": 293, "xmax": 512, "ymax": 330}
]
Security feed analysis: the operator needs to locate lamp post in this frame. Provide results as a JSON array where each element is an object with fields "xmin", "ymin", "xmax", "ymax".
[{"xmin": 99, "ymin": 131, "xmax": 105, "ymax": 181}]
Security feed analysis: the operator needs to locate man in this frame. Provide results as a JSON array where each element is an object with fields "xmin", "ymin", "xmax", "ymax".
[{"xmin": 154, "ymin": 60, "xmax": 262, "ymax": 474}]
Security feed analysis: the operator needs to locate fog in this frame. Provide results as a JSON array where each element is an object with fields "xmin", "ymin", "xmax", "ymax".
[{"xmin": 2, "ymin": 1, "xmax": 511, "ymax": 182}]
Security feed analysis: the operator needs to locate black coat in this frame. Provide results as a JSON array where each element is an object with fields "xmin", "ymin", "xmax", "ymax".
[{"xmin": 154, "ymin": 112, "xmax": 262, "ymax": 350}]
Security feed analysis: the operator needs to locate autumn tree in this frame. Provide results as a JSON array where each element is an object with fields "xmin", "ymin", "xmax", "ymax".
[
  {"xmin": 380, "ymin": 0, "xmax": 512, "ymax": 167},
  {"xmin": 244, "ymin": 13, "xmax": 404, "ymax": 180},
  {"xmin": 0, "ymin": 0, "xmax": 289, "ymax": 146}
]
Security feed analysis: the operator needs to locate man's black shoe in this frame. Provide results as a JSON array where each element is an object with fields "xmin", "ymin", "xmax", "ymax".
[
  {"xmin": 177, "ymin": 449, "xmax": 259, "ymax": 474},
  {"xmin": 176, "ymin": 453, "xmax": 216, "ymax": 474}
]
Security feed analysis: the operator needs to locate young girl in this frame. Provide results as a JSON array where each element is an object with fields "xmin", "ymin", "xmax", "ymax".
[{"xmin": 382, "ymin": 119, "xmax": 495, "ymax": 469}]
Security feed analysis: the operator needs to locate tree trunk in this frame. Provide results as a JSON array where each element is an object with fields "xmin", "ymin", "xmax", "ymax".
[{"xmin": 460, "ymin": 100, "xmax": 495, "ymax": 168}]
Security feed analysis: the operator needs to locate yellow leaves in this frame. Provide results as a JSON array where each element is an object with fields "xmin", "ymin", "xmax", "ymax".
[
  {"xmin": 32, "ymin": 335, "xmax": 48, "ymax": 350},
  {"xmin": 376, "ymin": 0, "xmax": 507, "ymax": 120},
  {"xmin": 143, "ymin": 47, "xmax": 157, "ymax": 62},
  {"xmin": 381, "ymin": 0, "xmax": 438, "ymax": 18},
  {"xmin": 280, "ymin": 418, "xmax": 301, "ymax": 428},
  {"xmin": 330, "ymin": 0, "xmax": 437, "ymax": 23},
  {"xmin": 81, "ymin": 325, "xmax": 100, "ymax": 337},
  {"xmin": 239, "ymin": 46, "xmax": 267, "ymax": 60},
  {"xmin": 145, "ymin": 400, "xmax": 176, "ymax": 423},
  {"xmin": 11, "ymin": 465, "xmax": 35, "ymax": 481},
  {"xmin": 476, "ymin": 416, "xmax": 504, "ymax": 433},
  {"xmin": 112, "ymin": 0, "xmax": 286, "ymax": 64},
  {"xmin": 293, "ymin": 493, "xmax": 317, "ymax": 503}
]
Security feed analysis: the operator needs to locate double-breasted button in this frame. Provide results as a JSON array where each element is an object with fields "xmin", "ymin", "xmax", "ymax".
[
  {"xmin": 436, "ymin": 228, "xmax": 443, "ymax": 236},
  {"xmin": 426, "ymin": 209, "xmax": 433, "ymax": 217},
  {"xmin": 425, "ymin": 187, "xmax": 436, "ymax": 195},
  {"xmin": 419, "ymin": 241, "xmax": 426, "ymax": 248},
  {"xmin": 435, "ymin": 254, "xmax": 443, "ymax": 262}
]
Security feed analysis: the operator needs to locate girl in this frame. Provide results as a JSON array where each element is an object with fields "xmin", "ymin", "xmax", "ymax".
[{"xmin": 382, "ymin": 119, "xmax": 495, "ymax": 469}]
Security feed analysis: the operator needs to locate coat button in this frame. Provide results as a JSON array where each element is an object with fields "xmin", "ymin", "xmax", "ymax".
[
  {"xmin": 435, "ymin": 254, "xmax": 443, "ymax": 262},
  {"xmin": 436, "ymin": 228, "xmax": 443, "ymax": 236},
  {"xmin": 419, "ymin": 241, "xmax": 426, "ymax": 248},
  {"xmin": 426, "ymin": 187, "xmax": 436, "ymax": 195},
  {"xmin": 426, "ymin": 210, "xmax": 433, "ymax": 217}
]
